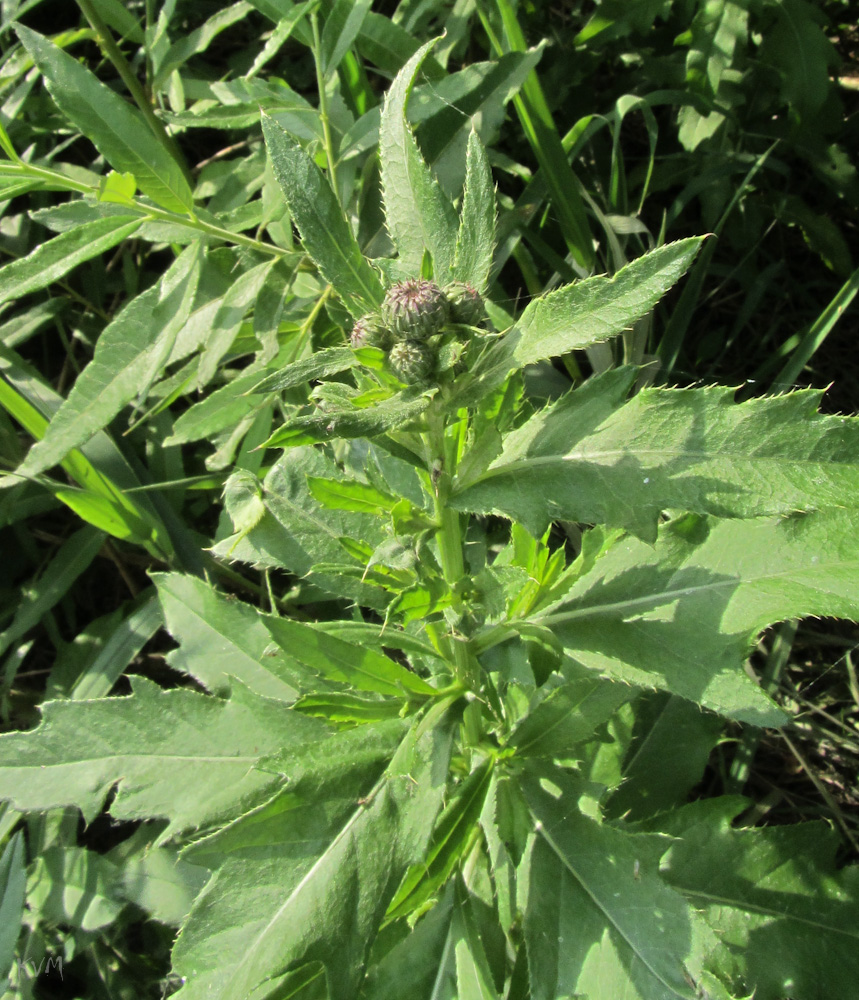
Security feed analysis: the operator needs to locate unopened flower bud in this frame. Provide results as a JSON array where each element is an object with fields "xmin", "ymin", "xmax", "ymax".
[
  {"xmin": 382, "ymin": 279, "xmax": 449, "ymax": 341},
  {"xmin": 388, "ymin": 340, "xmax": 435, "ymax": 383},
  {"xmin": 350, "ymin": 313, "xmax": 392, "ymax": 350},
  {"xmin": 444, "ymin": 281, "xmax": 485, "ymax": 326}
]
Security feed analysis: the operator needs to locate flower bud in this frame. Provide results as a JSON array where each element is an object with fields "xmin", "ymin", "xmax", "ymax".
[
  {"xmin": 350, "ymin": 313, "xmax": 392, "ymax": 350},
  {"xmin": 381, "ymin": 279, "xmax": 449, "ymax": 341},
  {"xmin": 388, "ymin": 340, "xmax": 435, "ymax": 383},
  {"xmin": 444, "ymin": 281, "xmax": 485, "ymax": 327}
]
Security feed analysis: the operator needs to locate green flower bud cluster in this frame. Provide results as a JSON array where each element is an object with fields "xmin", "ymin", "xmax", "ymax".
[{"xmin": 350, "ymin": 279, "xmax": 485, "ymax": 385}]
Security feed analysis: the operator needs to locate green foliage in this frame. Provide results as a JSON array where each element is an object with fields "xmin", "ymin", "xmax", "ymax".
[{"xmin": 0, "ymin": 3, "xmax": 857, "ymax": 999}]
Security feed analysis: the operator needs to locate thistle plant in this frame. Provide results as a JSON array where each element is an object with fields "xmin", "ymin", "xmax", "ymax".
[{"xmin": 0, "ymin": 25, "xmax": 857, "ymax": 1000}]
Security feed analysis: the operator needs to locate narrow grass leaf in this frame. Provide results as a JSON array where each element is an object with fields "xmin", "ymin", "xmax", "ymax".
[
  {"xmin": 0, "ymin": 216, "xmax": 141, "ymax": 307},
  {"xmin": 262, "ymin": 113, "xmax": 383, "ymax": 317},
  {"xmin": 16, "ymin": 25, "xmax": 193, "ymax": 213}
]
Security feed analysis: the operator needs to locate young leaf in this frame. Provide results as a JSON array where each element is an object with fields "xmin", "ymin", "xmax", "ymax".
[
  {"xmin": 262, "ymin": 113, "xmax": 384, "ymax": 317},
  {"xmin": 453, "ymin": 374, "xmax": 859, "ymax": 540},
  {"xmin": 0, "ymin": 215, "xmax": 142, "ymax": 308},
  {"xmin": 455, "ymin": 239, "xmax": 703, "ymax": 404},
  {"xmin": 0, "ymin": 676, "xmax": 329, "ymax": 841},
  {"xmin": 16, "ymin": 25, "xmax": 193, "ymax": 214},
  {"xmin": 451, "ymin": 128, "xmax": 495, "ymax": 294},
  {"xmin": 379, "ymin": 37, "xmax": 459, "ymax": 278},
  {"xmin": 533, "ymin": 509, "xmax": 859, "ymax": 725},
  {"xmin": 263, "ymin": 615, "xmax": 436, "ymax": 697},
  {"xmin": 306, "ymin": 475, "xmax": 399, "ymax": 515}
]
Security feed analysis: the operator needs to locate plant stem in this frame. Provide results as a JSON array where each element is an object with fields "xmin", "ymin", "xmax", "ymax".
[
  {"xmin": 310, "ymin": 12, "xmax": 341, "ymax": 210},
  {"xmin": 75, "ymin": 0, "xmax": 192, "ymax": 186}
]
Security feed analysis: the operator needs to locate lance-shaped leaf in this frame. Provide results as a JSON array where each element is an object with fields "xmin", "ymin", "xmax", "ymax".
[
  {"xmin": 16, "ymin": 25, "xmax": 193, "ymax": 214},
  {"xmin": 452, "ymin": 239, "xmax": 703, "ymax": 405},
  {"xmin": 0, "ymin": 215, "xmax": 142, "ymax": 307},
  {"xmin": 264, "ymin": 615, "xmax": 436, "ymax": 697},
  {"xmin": 451, "ymin": 128, "xmax": 495, "ymax": 294},
  {"xmin": 172, "ymin": 715, "xmax": 453, "ymax": 1000},
  {"xmin": 453, "ymin": 369, "xmax": 859, "ymax": 540},
  {"xmin": 18, "ymin": 245, "xmax": 201, "ymax": 479},
  {"xmin": 531, "ymin": 508, "xmax": 859, "ymax": 725},
  {"xmin": 249, "ymin": 347, "xmax": 358, "ymax": 395},
  {"xmin": 654, "ymin": 798, "xmax": 859, "ymax": 1000},
  {"xmin": 522, "ymin": 772, "xmax": 705, "ymax": 1000},
  {"xmin": 379, "ymin": 37, "xmax": 459, "ymax": 278},
  {"xmin": 262, "ymin": 113, "xmax": 384, "ymax": 317},
  {"xmin": 0, "ymin": 676, "xmax": 329, "ymax": 841},
  {"xmin": 0, "ymin": 833, "xmax": 25, "ymax": 988}
]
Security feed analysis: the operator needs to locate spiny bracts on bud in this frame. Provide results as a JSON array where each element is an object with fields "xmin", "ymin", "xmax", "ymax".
[
  {"xmin": 381, "ymin": 279, "xmax": 449, "ymax": 341},
  {"xmin": 444, "ymin": 281, "xmax": 485, "ymax": 327},
  {"xmin": 388, "ymin": 340, "xmax": 435, "ymax": 383},
  {"xmin": 350, "ymin": 313, "xmax": 392, "ymax": 350}
]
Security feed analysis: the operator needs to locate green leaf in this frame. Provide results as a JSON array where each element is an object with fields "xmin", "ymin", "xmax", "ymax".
[
  {"xmin": 321, "ymin": 0, "xmax": 372, "ymax": 75},
  {"xmin": 0, "ymin": 832, "xmax": 25, "ymax": 987},
  {"xmin": 306, "ymin": 475, "xmax": 399, "ymax": 515},
  {"xmin": 292, "ymin": 691, "xmax": 404, "ymax": 725},
  {"xmin": 261, "ymin": 387, "xmax": 433, "ymax": 449},
  {"xmin": 211, "ymin": 449, "xmax": 387, "ymax": 607},
  {"xmin": 523, "ymin": 773, "xmax": 702, "ymax": 1000},
  {"xmin": 262, "ymin": 113, "xmax": 384, "ymax": 317},
  {"xmin": 263, "ymin": 615, "xmax": 436, "ymax": 697},
  {"xmin": 453, "ymin": 372, "xmax": 859, "ymax": 540},
  {"xmin": 455, "ymin": 239, "xmax": 703, "ymax": 404},
  {"xmin": 0, "ymin": 525, "xmax": 104, "ymax": 664},
  {"xmin": 28, "ymin": 846, "xmax": 126, "ymax": 932},
  {"xmin": 655, "ymin": 798, "xmax": 859, "ymax": 1000},
  {"xmin": 0, "ymin": 215, "xmax": 142, "ymax": 307},
  {"xmin": 250, "ymin": 346, "xmax": 358, "ymax": 394},
  {"xmin": 0, "ymin": 676, "xmax": 329, "ymax": 840},
  {"xmin": 18, "ymin": 244, "xmax": 201, "ymax": 479},
  {"xmin": 451, "ymin": 128, "xmax": 495, "ymax": 294},
  {"xmin": 154, "ymin": 1, "xmax": 255, "ymax": 87},
  {"xmin": 508, "ymin": 678, "xmax": 633, "ymax": 759},
  {"xmin": 173, "ymin": 715, "xmax": 453, "ymax": 1000},
  {"xmin": 16, "ymin": 25, "xmax": 193, "ymax": 213},
  {"xmin": 379, "ymin": 37, "xmax": 459, "ymax": 278},
  {"xmin": 534, "ymin": 509, "xmax": 859, "ymax": 725},
  {"xmin": 153, "ymin": 572, "xmax": 304, "ymax": 702}
]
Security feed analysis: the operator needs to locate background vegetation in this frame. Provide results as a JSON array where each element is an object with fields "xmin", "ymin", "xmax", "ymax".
[{"xmin": 0, "ymin": 0, "xmax": 857, "ymax": 997}]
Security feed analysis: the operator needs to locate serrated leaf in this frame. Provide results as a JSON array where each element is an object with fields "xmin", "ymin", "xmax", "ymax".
[
  {"xmin": 451, "ymin": 129, "xmax": 495, "ymax": 293},
  {"xmin": 455, "ymin": 240, "xmax": 703, "ymax": 404},
  {"xmin": 454, "ymin": 372, "xmax": 859, "ymax": 540},
  {"xmin": 533, "ymin": 509, "xmax": 859, "ymax": 725},
  {"xmin": 263, "ymin": 615, "xmax": 436, "ymax": 697},
  {"xmin": 262, "ymin": 113, "xmax": 383, "ymax": 317},
  {"xmin": 16, "ymin": 25, "xmax": 193, "ymax": 213},
  {"xmin": 523, "ymin": 773, "xmax": 702, "ymax": 1000},
  {"xmin": 153, "ymin": 572, "xmax": 304, "ymax": 701},
  {"xmin": 18, "ymin": 244, "xmax": 201, "ymax": 479},
  {"xmin": 250, "ymin": 346, "xmax": 358, "ymax": 394},
  {"xmin": 306, "ymin": 475, "xmax": 399, "ymax": 515},
  {"xmin": 379, "ymin": 37, "xmax": 459, "ymax": 278},
  {"xmin": 0, "ymin": 676, "xmax": 329, "ymax": 841},
  {"xmin": 261, "ymin": 387, "xmax": 433, "ymax": 449},
  {"xmin": 172, "ymin": 715, "xmax": 453, "ymax": 1000},
  {"xmin": 655, "ymin": 798, "xmax": 859, "ymax": 1000},
  {"xmin": 0, "ymin": 215, "xmax": 142, "ymax": 308}
]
